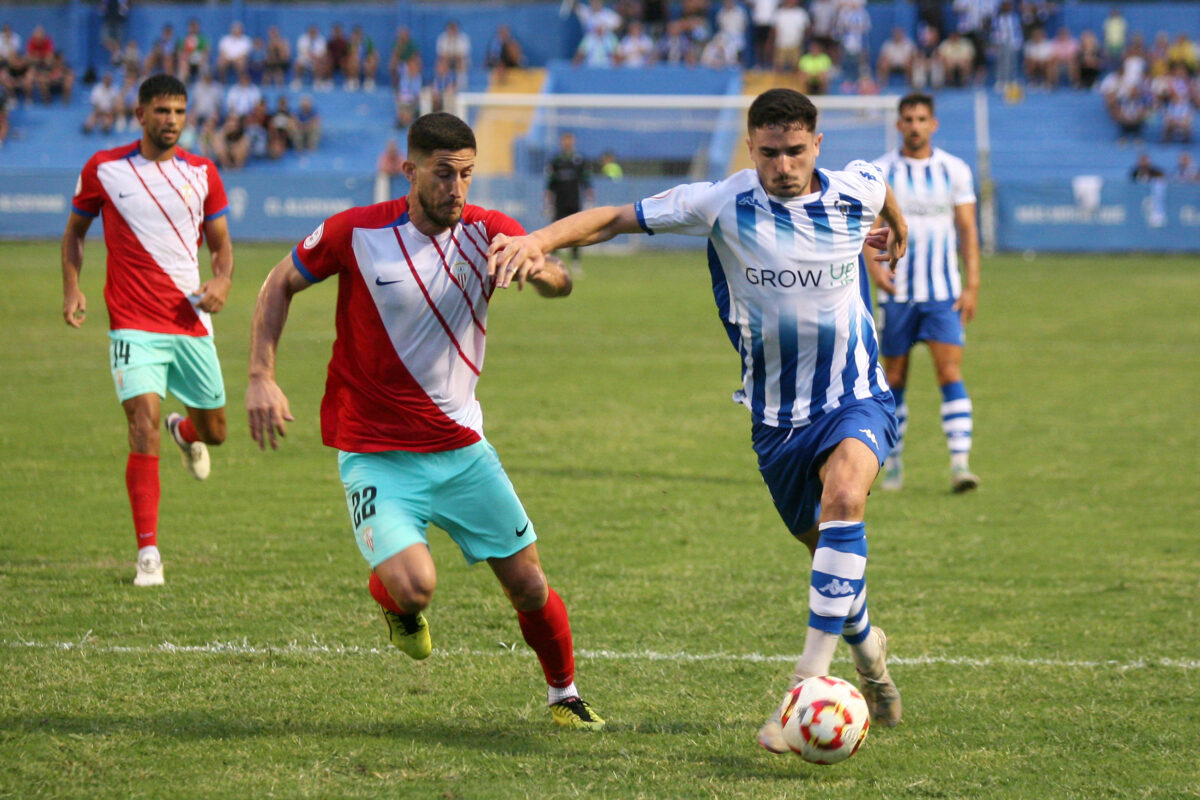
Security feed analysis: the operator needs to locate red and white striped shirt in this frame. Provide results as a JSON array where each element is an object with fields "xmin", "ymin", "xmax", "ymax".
[
  {"xmin": 72, "ymin": 142, "xmax": 229, "ymax": 336},
  {"xmin": 292, "ymin": 198, "xmax": 523, "ymax": 453}
]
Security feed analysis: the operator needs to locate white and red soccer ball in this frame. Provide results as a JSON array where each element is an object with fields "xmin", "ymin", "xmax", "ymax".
[{"xmin": 779, "ymin": 675, "xmax": 871, "ymax": 765}]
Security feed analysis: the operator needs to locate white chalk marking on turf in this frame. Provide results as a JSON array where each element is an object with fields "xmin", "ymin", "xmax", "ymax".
[{"xmin": 3, "ymin": 637, "xmax": 1198, "ymax": 672}]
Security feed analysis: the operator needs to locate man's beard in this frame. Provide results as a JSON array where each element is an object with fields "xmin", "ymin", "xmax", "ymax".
[{"xmin": 419, "ymin": 191, "xmax": 462, "ymax": 229}]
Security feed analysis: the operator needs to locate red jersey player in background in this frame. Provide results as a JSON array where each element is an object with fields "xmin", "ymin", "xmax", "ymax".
[
  {"xmin": 245, "ymin": 112, "xmax": 604, "ymax": 730},
  {"xmin": 61, "ymin": 73, "xmax": 233, "ymax": 587}
]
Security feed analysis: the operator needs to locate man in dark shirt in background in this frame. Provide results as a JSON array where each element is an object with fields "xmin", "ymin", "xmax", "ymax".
[{"xmin": 545, "ymin": 131, "xmax": 594, "ymax": 276}]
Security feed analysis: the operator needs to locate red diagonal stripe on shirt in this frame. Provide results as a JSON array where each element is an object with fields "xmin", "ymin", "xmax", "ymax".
[
  {"xmin": 127, "ymin": 158, "xmax": 197, "ymax": 265},
  {"xmin": 458, "ymin": 223, "xmax": 496, "ymax": 299},
  {"xmin": 393, "ymin": 226, "xmax": 481, "ymax": 376},
  {"xmin": 430, "ymin": 232, "xmax": 486, "ymax": 334},
  {"xmin": 157, "ymin": 161, "xmax": 200, "ymax": 246}
]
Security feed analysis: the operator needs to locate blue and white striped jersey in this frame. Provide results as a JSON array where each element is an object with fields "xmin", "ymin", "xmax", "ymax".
[
  {"xmin": 635, "ymin": 164, "xmax": 891, "ymax": 429},
  {"xmin": 872, "ymin": 147, "xmax": 976, "ymax": 303}
]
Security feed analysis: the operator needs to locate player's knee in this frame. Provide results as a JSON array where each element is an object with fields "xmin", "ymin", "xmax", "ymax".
[
  {"xmin": 504, "ymin": 569, "xmax": 549, "ymax": 612},
  {"xmin": 820, "ymin": 483, "xmax": 868, "ymax": 521}
]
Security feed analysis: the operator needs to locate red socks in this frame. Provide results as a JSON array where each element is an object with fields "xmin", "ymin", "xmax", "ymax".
[
  {"xmin": 368, "ymin": 571, "xmax": 403, "ymax": 614},
  {"xmin": 518, "ymin": 588, "xmax": 575, "ymax": 689},
  {"xmin": 125, "ymin": 453, "xmax": 159, "ymax": 548},
  {"xmin": 176, "ymin": 416, "xmax": 199, "ymax": 444}
]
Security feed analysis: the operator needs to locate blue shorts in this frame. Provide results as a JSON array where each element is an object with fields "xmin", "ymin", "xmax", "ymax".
[
  {"xmin": 108, "ymin": 329, "xmax": 226, "ymax": 409},
  {"xmin": 878, "ymin": 299, "xmax": 965, "ymax": 357},
  {"xmin": 337, "ymin": 439, "xmax": 536, "ymax": 569},
  {"xmin": 753, "ymin": 395, "xmax": 897, "ymax": 537}
]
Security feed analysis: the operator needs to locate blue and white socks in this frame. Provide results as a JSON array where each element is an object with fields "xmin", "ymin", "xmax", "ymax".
[{"xmin": 941, "ymin": 380, "xmax": 973, "ymax": 471}]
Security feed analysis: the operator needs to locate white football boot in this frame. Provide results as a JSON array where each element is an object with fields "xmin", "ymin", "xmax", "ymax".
[
  {"xmin": 134, "ymin": 546, "xmax": 164, "ymax": 587},
  {"xmin": 166, "ymin": 412, "xmax": 210, "ymax": 481}
]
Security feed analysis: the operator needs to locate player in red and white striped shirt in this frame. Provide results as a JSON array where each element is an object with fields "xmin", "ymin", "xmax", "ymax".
[
  {"xmin": 246, "ymin": 113, "xmax": 604, "ymax": 730},
  {"xmin": 61, "ymin": 74, "xmax": 234, "ymax": 587}
]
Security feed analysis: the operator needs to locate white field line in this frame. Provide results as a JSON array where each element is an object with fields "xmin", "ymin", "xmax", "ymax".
[{"xmin": 4, "ymin": 635, "xmax": 1198, "ymax": 672}]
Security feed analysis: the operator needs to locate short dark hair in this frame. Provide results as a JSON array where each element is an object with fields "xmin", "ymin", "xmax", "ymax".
[
  {"xmin": 747, "ymin": 88, "xmax": 819, "ymax": 133},
  {"xmin": 898, "ymin": 92, "xmax": 935, "ymax": 115},
  {"xmin": 408, "ymin": 112, "xmax": 476, "ymax": 157},
  {"xmin": 138, "ymin": 73, "xmax": 188, "ymax": 105}
]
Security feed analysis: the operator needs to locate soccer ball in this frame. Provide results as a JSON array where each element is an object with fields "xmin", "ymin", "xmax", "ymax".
[{"xmin": 778, "ymin": 675, "xmax": 870, "ymax": 765}]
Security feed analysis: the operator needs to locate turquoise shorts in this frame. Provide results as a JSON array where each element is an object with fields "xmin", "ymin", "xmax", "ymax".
[
  {"xmin": 109, "ymin": 329, "xmax": 226, "ymax": 409},
  {"xmin": 337, "ymin": 439, "xmax": 537, "ymax": 568}
]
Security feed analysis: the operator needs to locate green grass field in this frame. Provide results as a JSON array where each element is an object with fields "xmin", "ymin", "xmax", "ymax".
[{"xmin": 1, "ymin": 241, "xmax": 1198, "ymax": 799}]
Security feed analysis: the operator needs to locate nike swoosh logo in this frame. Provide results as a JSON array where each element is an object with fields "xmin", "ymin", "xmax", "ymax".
[
  {"xmin": 118, "ymin": 192, "xmax": 136, "ymax": 198},
  {"xmin": 515, "ymin": 522, "xmax": 529, "ymax": 537},
  {"xmin": 375, "ymin": 276, "xmax": 404, "ymax": 286}
]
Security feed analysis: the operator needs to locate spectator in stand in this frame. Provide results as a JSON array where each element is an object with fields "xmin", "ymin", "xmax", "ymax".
[
  {"xmin": 1107, "ymin": 84, "xmax": 1151, "ymax": 143},
  {"xmin": 877, "ymin": 26, "xmax": 918, "ymax": 88},
  {"xmin": 1152, "ymin": 63, "xmax": 1191, "ymax": 109},
  {"xmin": 244, "ymin": 98, "xmax": 270, "ymax": 159},
  {"xmin": 597, "ymin": 149, "xmax": 623, "ymax": 179},
  {"xmin": 268, "ymin": 95, "xmax": 299, "ymax": 158},
  {"xmin": 294, "ymin": 25, "xmax": 330, "ymax": 90},
  {"xmin": 190, "ymin": 70, "xmax": 222, "ymax": 125},
  {"xmin": 576, "ymin": 23, "xmax": 620, "ymax": 67},
  {"xmin": 0, "ymin": 82, "xmax": 9, "ymax": 146},
  {"xmin": 1146, "ymin": 31, "xmax": 1171, "ymax": 84},
  {"xmin": 1167, "ymin": 33, "xmax": 1198, "ymax": 74},
  {"xmin": 215, "ymin": 21, "xmax": 252, "ymax": 83},
  {"xmin": 750, "ymin": 0, "xmax": 778, "ymax": 69},
  {"xmin": 295, "ymin": 94, "xmax": 320, "ymax": 150},
  {"xmin": 4, "ymin": 51, "xmax": 35, "ymax": 104},
  {"xmin": 577, "ymin": 0, "xmax": 623, "ymax": 37},
  {"xmin": 715, "ymin": 0, "xmax": 750, "ymax": 65},
  {"xmin": 797, "ymin": 40, "xmax": 833, "ymax": 94},
  {"xmin": 263, "ymin": 26, "xmax": 291, "ymax": 87},
  {"xmin": 99, "ymin": 0, "xmax": 131, "ymax": 66},
  {"xmin": 26, "ymin": 26, "xmax": 54, "ymax": 69},
  {"xmin": 701, "ymin": 31, "xmax": 742, "ymax": 68},
  {"xmin": 771, "ymin": 0, "xmax": 809, "ymax": 73},
  {"xmin": 394, "ymin": 54, "xmax": 422, "ymax": 129},
  {"xmin": 679, "ymin": 0, "xmax": 712, "ymax": 45},
  {"xmin": 913, "ymin": 23, "xmax": 944, "ymax": 89},
  {"xmin": 326, "ymin": 23, "xmax": 350, "ymax": 85},
  {"xmin": 430, "ymin": 57, "xmax": 458, "ymax": 111},
  {"xmin": 1018, "ymin": 0, "xmax": 1056, "ymax": 44},
  {"xmin": 1130, "ymin": 152, "xmax": 1164, "ymax": 182},
  {"xmin": 436, "ymin": 20, "xmax": 471, "ymax": 81},
  {"xmin": 916, "ymin": 0, "xmax": 945, "ymax": 39},
  {"xmin": 486, "ymin": 24, "xmax": 526, "ymax": 81},
  {"xmin": 642, "ymin": 0, "xmax": 669, "ymax": 36},
  {"xmin": 176, "ymin": 19, "xmax": 210, "ymax": 83},
  {"xmin": 1, "ymin": 22, "xmax": 23, "ymax": 66},
  {"xmin": 388, "ymin": 27, "xmax": 417, "ymax": 89},
  {"xmin": 117, "ymin": 39, "xmax": 141, "ymax": 74},
  {"xmin": 951, "ymin": 0, "xmax": 994, "ymax": 85},
  {"xmin": 808, "ymin": 0, "xmax": 840, "ymax": 64},
  {"xmin": 835, "ymin": 0, "xmax": 872, "ymax": 89},
  {"xmin": 212, "ymin": 113, "xmax": 249, "ymax": 169},
  {"xmin": 1077, "ymin": 30, "xmax": 1103, "ymax": 89},
  {"xmin": 1101, "ymin": 7, "xmax": 1125, "ymax": 69},
  {"xmin": 344, "ymin": 25, "xmax": 379, "ymax": 91},
  {"xmin": 938, "ymin": 30, "xmax": 975, "ymax": 87},
  {"xmin": 1172, "ymin": 152, "xmax": 1198, "ymax": 183},
  {"xmin": 375, "ymin": 137, "xmax": 405, "ymax": 197},
  {"xmin": 35, "ymin": 51, "xmax": 75, "ymax": 105},
  {"xmin": 1120, "ymin": 34, "xmax": 1147, "ymax": 91},
  {"xmin": 990, "ymin": 1, "xmax": 1022, "ymax": 95},
  {"xmin": 1023, "ymin": 27, "xmax": 1054, "ymax": 90},
  {"xmin": 1161, "ymin": 84, "xmax": 1194, "ymax": 144},
  {"xmin": 1048, "ymin": 26, "xmax": 1080, "ymax": 89},
  {"xmin": 247, "ymin": 36, "xmax": 267, "ymax": 84},
  {"xmin": 144, "ymin": 23, "xmax": 177, "ymax": 77},
  {"xmin": 658, "ymin": 19, "xmax": 697, "ymax": 65},
  {"xmin": 617, "ymin": 20, "xmax": 656, "ymax": 66},
  {"xmin": 83, "ymin": 72, "xmax": 120, "ymax": 133},
  {"xmin": 117, "ymin": 66, "xmax": 139, "ymax": 128},
  {"xmin": 225, "ymin": 70, "xmax": 261, "ymax": 118}
]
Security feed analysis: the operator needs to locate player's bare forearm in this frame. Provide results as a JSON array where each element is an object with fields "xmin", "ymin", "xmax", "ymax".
[
  {"xmin": 877, "ymin": 185, "xmax": 908, "ymax": 267},
  {"xmin": 246, "ymin": 256, "xmax": 307, "ymax": 449},
  {"xmin": 536, "ymin": 204, "xmax": 642, "ymax": 250},
  {"xmin": 61, "ymin": 213, "xmax": 91, "ymax": 327},
  {"xmin": 953, "ymin": 202, "xmax": 981, "ymax": 322},
  {"xmin": 528, "ymin": 255, "xmax": 572, "ymax": 298}
]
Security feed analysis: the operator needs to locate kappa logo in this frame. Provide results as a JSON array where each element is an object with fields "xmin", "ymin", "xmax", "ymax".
[
  {"xmin": 819, "ymin": 578, "xmax": 856, "ymax": 596},
  {"xmin": 737, "ymin": 194, "xmax": 767, "ymax": 212},
  {"xmin": 859, "ymin": 428, "xmax": 879, "ymax": 448},
  {"xmin": 858, "ymin": 169, "xmax": 880, "ymax": 183}
]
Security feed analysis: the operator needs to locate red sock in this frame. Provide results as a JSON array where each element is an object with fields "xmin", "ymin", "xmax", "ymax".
[
  {"xmin": 176, "ymin": 416, "xmax": 199, "ymax": 444},
  {"xmin": 125, "ymin": 453, "xmax": 160, "ymax": 548},
  {"xmin": 517, "ymin": 587, "xmax": 575, "ymax": 689},
  {"xmin": 368, "ymin": 572, "xmax": 403, "ymax": 614}
]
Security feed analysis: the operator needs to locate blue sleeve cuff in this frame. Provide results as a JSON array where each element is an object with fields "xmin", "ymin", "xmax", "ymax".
[
  {"xmin": 72, "ymin": 205, "xmax": 98, "ymax": 219},
  {"xmin": 204, "ymin": 207, "xmax": 229, "ymax": 221},
  {"xmin": 291, "ymin": 247, "xmax": 319, "ymax": 283},
  {"xmin": 634, "ymin": 200, "xmax": 654, "ymax": 235}
]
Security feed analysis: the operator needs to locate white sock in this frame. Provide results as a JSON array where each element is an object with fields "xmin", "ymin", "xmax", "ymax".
[
  {"xmin": 548, "ymin": 681, "xmax": 579, "ymax": 705},
  {"xmin": 951, "ymin": 452, "xmax": 970, "ymax": 471},
  {"xmin": 791, "ymin": 627, "xmax": 840, "ymax": 685}
]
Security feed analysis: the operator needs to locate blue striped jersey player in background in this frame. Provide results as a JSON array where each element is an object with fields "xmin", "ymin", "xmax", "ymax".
[
  {"xmin": 866, "ymin": 92, "xmax": 982, "ymax": 493},
  {"xmin": 487, "ymin": 88, "xmax": 909, "ymax": 748}
]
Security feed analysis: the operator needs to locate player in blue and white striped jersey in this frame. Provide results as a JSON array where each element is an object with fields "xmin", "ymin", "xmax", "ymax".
[
  {"xmin": 867, "ymin": 93, "xmax": 982, "ymax": 493},
  {"xmin": 489, "ymin": 89, "xmax": 910, "ymax": 746}
]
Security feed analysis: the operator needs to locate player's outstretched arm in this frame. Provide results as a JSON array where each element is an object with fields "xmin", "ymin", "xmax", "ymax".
[
  {"xmin": 527, "ymin": 255, "xmax": 573, "ymax": 298},
  {"xmin": 246, "ymin": 256, "xmax": 310, "ymax": 450},
  {"xmin": 488, "ymin": 204, "xmax": 642, "ymax": 289},
  {"xmin": 861, "ymin": 218, "xmax": 896, "ymax": 294},
  {"xmin": 876, "ymin": 184, "xmax": 908, "ymax": 272},
  {"xmin": 952, "ymin": 201, "xmax": 981, "ymax": 324},
  {"xmin": 61, "ymin": 212, "xmax": 92, "ymax": 328},
  {"xmin": 197, "ymin": 215, "xmax": 234, "ymax": 313}
]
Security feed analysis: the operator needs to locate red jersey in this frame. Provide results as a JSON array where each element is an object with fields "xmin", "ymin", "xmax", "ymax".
[
  {"xmin": 72, "ymin": 142, "xmax": 229, "ymax": 336},
  {"xmin": 292, "ymin": 198, "xmax": 524, "ymax": 453}
]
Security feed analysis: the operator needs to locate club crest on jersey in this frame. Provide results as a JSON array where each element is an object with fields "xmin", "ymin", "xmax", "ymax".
[
  {"xmin": 833, "ymin": 199, "xmax": 855, "ymax": 216},
  {"xmin": 452, "ymin": 260, "xmax": 471, "ymax": 288},
  {"xmin": 304, "ymin": 222, "xmax": 324, "ymax": 249}
]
